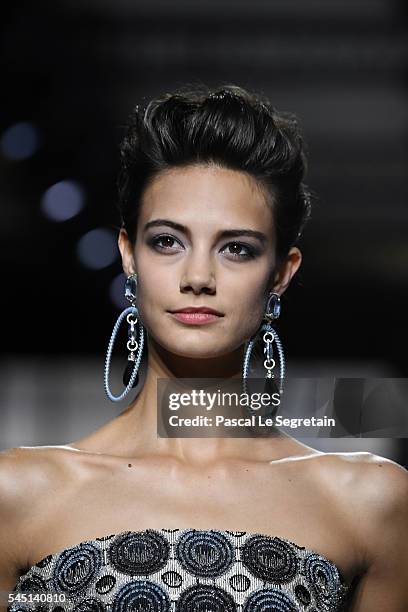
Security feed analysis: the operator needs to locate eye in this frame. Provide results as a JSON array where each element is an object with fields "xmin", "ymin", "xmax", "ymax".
[
  {"xmin": 221, "ymin": 242, "xmax": 257, "ymax": 260},
  {"xmin": 148, "ymin": 235, "xmax": 257, "ymax": 260},
  {"xmin": 149, "ymin": 234, "xmax": 183, "ymax": 252}
]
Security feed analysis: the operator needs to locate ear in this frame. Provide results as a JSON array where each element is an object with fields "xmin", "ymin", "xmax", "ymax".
[
  {"xmin": 271, "ymin": 247, "xmax": 302, "ymax": 295},
  {"xmin": 118, "ymin": 228, "xmax": 137, "ymax": 277}
]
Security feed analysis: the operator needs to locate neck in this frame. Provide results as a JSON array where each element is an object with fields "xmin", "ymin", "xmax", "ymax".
[
  {"xmin": 98, "ymin": 337, "xmax": 295, "ymax": 466},
  {"xmin": 149, "ymin": 335, "xmax": 245, "ymax": 379},
  {"xmin": 70, "ymin": 336, "xmax": 308, "ymax": 464}
]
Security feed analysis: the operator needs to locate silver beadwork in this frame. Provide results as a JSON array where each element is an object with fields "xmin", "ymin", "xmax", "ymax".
[{"xmin": 9, "ymin": 527, "xmax": 352, "ymax": 611}]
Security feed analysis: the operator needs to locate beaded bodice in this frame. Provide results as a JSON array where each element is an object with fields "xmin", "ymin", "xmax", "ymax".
[{"xmin": 8, "ymin": 528, "xmax": 354, "ymax": 612}]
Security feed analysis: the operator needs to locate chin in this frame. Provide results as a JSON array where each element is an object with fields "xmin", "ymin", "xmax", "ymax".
[{"xmin": 160, "ymin": 336, "xmax": 230, "ymax": 360}]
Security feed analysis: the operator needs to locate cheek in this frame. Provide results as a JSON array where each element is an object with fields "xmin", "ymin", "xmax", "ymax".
[
  {"xmin": 132, "ymin": 250, "xmax": 174, "ymax": 307},
  {"xmin": 224, "ymin": 274, "xmax": 268, "ymax": 321},
  {"xmin": 133, "ymin": 276, "xmax": 169, "ymax": 327},
  {"xmin": 229, "ymin": 299, "xmax": 266, "ymax": 348}
]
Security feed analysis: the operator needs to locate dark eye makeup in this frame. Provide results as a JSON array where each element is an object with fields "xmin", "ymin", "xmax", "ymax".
[{"xmin": 147, "ymin": 234, "xmax": 260, "ymax": 260}]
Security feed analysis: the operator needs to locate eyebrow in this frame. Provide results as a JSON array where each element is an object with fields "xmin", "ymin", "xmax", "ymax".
[{"xmin": 143, "ymin": 219, "xmax": 268, "ymax": 245}]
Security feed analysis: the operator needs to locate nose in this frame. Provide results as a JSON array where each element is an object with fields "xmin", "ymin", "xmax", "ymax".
[{"xmin": 180, "ymin": 249, "xmax": 216, "ymax": 295}]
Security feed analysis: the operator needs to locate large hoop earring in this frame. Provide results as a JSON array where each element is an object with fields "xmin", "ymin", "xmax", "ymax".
[
  {"xmin": 242, "ymin": 292, "xmax": 285, "ymax": 397},
  {"xmin": 104, "ymin": 273, "xmax": 145, "ymax": 402}
]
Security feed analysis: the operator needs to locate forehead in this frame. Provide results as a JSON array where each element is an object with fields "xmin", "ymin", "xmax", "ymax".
[{"xmin": 139, "ymin": 164, "xmax": 273, "ymax": 232}]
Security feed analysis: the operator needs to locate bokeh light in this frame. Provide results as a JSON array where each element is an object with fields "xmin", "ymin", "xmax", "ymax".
[
  {"xmin": 0, "ymin": 122, "xmax": 41, "ymax": 160},
  {"xmin": 77, "ymin": 228, "xmax": 118, "ymax": 269},
  {"xmin": 41, "ymin": 180, "xmax": 85, "ymax": 221}
]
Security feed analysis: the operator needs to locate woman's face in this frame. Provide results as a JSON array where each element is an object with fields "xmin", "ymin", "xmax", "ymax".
[{"xmin": 119, "ymin": 163, "xmax": 301, "ymax": 359}]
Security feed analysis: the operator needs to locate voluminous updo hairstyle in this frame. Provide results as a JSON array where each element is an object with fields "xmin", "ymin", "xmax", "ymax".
[{"xmin": 117, "ymin": 83, "xmax": 313, "ymax": 264}]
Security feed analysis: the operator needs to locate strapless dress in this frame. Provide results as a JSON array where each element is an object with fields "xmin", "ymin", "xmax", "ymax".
[{"xmin": 8, "ymin": 527, "xmax": 355, "ymax": 612}]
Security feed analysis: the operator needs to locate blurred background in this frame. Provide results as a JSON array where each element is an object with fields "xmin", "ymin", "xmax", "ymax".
[{"xmin": 0, "ymin": 0, "xmax": 407, "ymax": 466}]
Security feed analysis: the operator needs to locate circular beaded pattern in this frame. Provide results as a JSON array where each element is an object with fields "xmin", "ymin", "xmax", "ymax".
[
  {"xmin": 304, "ymin": 552, "xmax": 343, "ymax": 610},
  {"xmin": 294, "ymin": 583, "xmax": 312, "ymax": 605},
  {"xmin": 175, "ymin": 584, "xmax": 237, "ymax": 612},
  {"xmin": 242, "ymin": 586, "xmax": 297, "ymax": 611},
  {"xmin": 52, "ymin": 543, "xmax": 103, "ymax": 596},
  {"xmin": 229, "ymin": 573, "xmax": 251, "ymax": 592},
  {"xmin": 175, "ymin": 529, "xmax": 235, "ymax": 578},
  {"xmin": 72, "ymin": 598, "xmax": 105, "ymax": 612},
  {"xmin": 8, "ymin": 528, "xmax": 351, "ymax": 612},
  {"xmin": 107, "ymin": 530, "xmax": 170, "ymax": 575},
  {"xmin": 161, "ymin": 570, "xmax": 183, "ymax": 588},
  {"xmin": 94, "ymin": 574, "xmax": 116, "ymax": 595},
  {"xmin": 241, "ymin": 534, "xmax": 299, "ymax": 583},
  {"xmin": 111, "ymin": 580, "xmax": 170, "ymax": 612}
]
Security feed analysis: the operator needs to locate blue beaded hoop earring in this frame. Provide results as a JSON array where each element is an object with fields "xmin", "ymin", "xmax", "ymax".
[
  {"xmin": 242, "ymin": 292, "xmax": 285, "ymax": 396},
  {"xmin": 104, "ymin": 273, "xmax": 145, "ymax": 402}
]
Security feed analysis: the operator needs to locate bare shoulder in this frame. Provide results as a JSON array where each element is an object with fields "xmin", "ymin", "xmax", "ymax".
[
  {"xmin": 0, "ymin": 443, "xmax": 105, "ymax": 529},
  {"xmin": 0, "ymin": 445, "xmax": 75, "ymax": 534},
  {"xmin": 0, "ymin": 447, "xmax": 47, "ymax": 594},
  {"xmin": 314, "ymin": 452, "xmax": 408, "ymax": 608},
  {"xmin": 316, "ymin": 450, "xmax": 408, "ymax": 496},
  {"xmin": 0, "ymin": 446, "xmax": 47, "ymax": 513},
  {"xmin": 311, "ymin": 450, "xmax": 408, "ymax": 506},
  {"xmin": 0, "ymin": 445, "xmax": 84, "ymax": 593},
  {"xmin": 315, "ymin": 451, "xmax": 408, "ymax": 565},
  {"xmin": 344, "ymin": 450, "xmax": 408, "ymax": 521},
  {"xmin": 0, "ymin": 445, "xmax": 80, "ymax": 496}
]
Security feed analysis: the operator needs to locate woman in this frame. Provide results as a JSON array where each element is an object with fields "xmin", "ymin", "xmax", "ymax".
[{"xmin": 1, "ymin": 85, "xmax": 407, "ymax": 611}]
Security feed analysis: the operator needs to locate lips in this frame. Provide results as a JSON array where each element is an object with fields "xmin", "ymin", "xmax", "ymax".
[
  {"xmin": 169, "ymin": 307, "xmax": 223, "ymax": 316},
  {"xmin": 168, "ymin": 307, "xmax": 224, "ymax": 326}
]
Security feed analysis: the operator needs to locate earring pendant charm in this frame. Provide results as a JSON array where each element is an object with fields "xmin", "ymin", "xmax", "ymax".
[
  {"xmin": 242, "ymin": 322, "xmax": 285, "ymax": 395},
  {"xmin": 242, "ymin": 292, "xmax": 285, "ymax": 397},
  {"xmin": 104, "ymin": 305, "xmax": 145, "ymax": 402},
  {"xmin": 104, "ymin": 273, "xmax": 145, "ymax": 402}
]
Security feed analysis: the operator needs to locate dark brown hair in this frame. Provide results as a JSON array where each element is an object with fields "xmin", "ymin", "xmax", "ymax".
[{"xmin": 117, "ymin": 83, "xmax": 313, "ymax": 263}]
